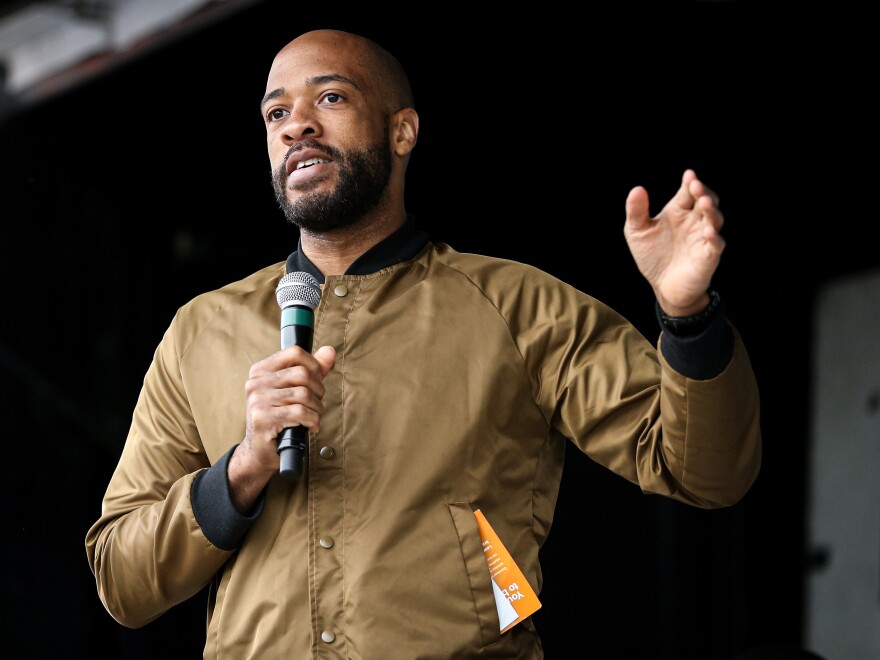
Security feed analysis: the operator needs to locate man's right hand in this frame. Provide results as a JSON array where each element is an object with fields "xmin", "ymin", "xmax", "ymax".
[{"xmin": 228, "ymin": 344, "xmax": 336, "ymax": 513}]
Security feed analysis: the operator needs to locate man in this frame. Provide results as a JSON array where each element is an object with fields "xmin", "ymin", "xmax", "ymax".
[{"xmin": 86, "ymin": 29, "xmax": 761, "ymax": 659}]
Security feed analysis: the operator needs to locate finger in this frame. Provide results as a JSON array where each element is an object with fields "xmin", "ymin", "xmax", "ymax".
[
  {"xmin": 249, "ymin": 399, "xmax": 324, "ymax": 442},
  {"xmin": 625, "ymin": 185, "xmax": 651, "ymax": 228},
  {"xmin": 249, "ymin": 344, "xmax": 322, "ymax": 379},
  {"xmin": 689, "ymin": 176, "xmax": 720, "ymax": 209},
  {"xmin": 280, "ymin": 400, "xmax": 325, "ymax": 431},
  {"xmin": 247, "ymin": 379, "xmax": 326, "ymax": 434},
  {"xmin": 277, "ymin": 379, "xmax": 326, "ymax": 413},
  {"xmin": 246, "ymin": 367, "xmax": 325, "ymax": 409},
  {"xmin": 245, "ymin": 356, "xmax": 328, "ymax": 420},
  {"xmin": 693, "ymin": 192, "xmax": 725, "ymax": 239},
  {"xmin": 669, "ymin": 169, "xmax": 700, "ymax": 210},
  {"xmin": 270, "ymin": 347, "xmax": 335, "ymax": 408},
  {"xmin": 703, "ymin": 226, "xmax": 727, "ymax": 252}
]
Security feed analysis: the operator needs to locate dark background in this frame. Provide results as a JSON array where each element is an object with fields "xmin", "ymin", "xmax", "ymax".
[{"xmin": 1, "ymin": 1, "xmax": 875, "ymax": 658}]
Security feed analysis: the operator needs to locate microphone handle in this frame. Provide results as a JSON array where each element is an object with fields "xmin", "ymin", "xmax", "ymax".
[
  {"xmin": 278, "ymin": 426, "xmax": 307, "ymax": 479},
  {"xmin": 278, "ymin": 305, "xmax": 315, "ymax": 480}
]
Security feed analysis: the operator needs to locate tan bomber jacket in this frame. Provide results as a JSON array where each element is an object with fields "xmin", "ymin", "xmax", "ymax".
[{"xmin": 86, "ymin": 232, "xmax": 761, "ymax": 659}]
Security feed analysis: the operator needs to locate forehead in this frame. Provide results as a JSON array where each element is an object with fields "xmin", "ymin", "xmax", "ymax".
[{"xmin": 266, "ymin": 35, "xmax": 373, "ymax": 94}]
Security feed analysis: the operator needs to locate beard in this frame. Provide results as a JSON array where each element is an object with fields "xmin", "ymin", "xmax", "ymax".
[{"xmin": 272, "ymin": 131, "xmax": 393, "ymax": 233}]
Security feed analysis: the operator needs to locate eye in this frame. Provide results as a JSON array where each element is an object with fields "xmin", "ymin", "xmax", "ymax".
[
  {"xmin": 267, "ymin": 108, "xmax": 289, "ymax": 123},
  {"xmin": 321, "ymin": 92, "xmax": 345, "ymax": 105}
]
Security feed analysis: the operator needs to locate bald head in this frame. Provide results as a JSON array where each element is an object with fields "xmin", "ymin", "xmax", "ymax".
[{"xmin": 274, "ymin": 29, "xmax": 413, "ymax": 113}]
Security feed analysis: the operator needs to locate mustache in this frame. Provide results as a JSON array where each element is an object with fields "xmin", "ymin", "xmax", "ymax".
[{"xmin": 282, "ymin": 139, "xmax": 341, "ymax": 169}]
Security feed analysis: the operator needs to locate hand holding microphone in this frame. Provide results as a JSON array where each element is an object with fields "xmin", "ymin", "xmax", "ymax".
[
  {"xmin": 229, "ymin": 278, "xmax": 333, "ymax": 511},
  {"xmin": 275, "ymin": 271, "xmax": 323, "ymax": 479}
]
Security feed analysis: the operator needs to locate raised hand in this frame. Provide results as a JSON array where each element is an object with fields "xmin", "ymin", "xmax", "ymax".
[{"xmin": 623, "ymin": 169, "xmax": 725, "ymax": 317}]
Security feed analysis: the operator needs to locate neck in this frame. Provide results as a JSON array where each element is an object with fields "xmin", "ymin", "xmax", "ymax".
[{"xmin": 299, "ymin": 209, "xmax": 407, "ymax": 276}]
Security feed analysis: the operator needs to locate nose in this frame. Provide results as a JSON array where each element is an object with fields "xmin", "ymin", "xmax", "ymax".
[{"xmin": 280, "ymin": 103, "xmax": 320, "ymax": 145}]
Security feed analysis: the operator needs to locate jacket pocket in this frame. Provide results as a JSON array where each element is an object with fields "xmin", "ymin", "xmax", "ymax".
[{"xmin": 447, "ymin": 501, "xmax": 500, "ymax": 647}]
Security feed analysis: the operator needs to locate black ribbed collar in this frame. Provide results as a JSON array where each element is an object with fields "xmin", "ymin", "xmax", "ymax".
[{"xmin": 285, "ymin": 214, "xmax": 431, "ymax": 283}]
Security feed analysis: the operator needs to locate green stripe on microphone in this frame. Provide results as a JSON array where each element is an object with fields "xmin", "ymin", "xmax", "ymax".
[{"xmin": 281, "ymin": 307, "xmax": 314, "ymax": 328}]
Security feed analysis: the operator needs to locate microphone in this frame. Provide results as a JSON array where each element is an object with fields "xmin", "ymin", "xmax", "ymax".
[{"xmin": 274, "ymin": 271, "xmax": 322, "ymax": 480}]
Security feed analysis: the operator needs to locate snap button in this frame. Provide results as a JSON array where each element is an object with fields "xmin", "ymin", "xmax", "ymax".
[
  {"xmin": 333, "ymin": 284, "xmax": 348, "ymax": 297},
  {"xmin": 319, "ymin": 536, "xmax": 335, "ymax": 549},
  {"xmin": 319, "ymin": 446, "xmax": 335, "ymax": 459},
  {"xmin": 321, "ymin": 630, "xmax": 336, "ymax": 643}
]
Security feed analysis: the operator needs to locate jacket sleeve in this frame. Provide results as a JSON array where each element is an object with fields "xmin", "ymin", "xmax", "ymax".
[
  {"xmin": 84, "ymin": 311, "xmax": 239, "ymax": 629},
  {"xmin": 537, "ymin": 288, "xmax": 761, "ymax": 509},
  {"xmin": 649, "ymin": 320, "xmax": 762, "ymax": 507}
]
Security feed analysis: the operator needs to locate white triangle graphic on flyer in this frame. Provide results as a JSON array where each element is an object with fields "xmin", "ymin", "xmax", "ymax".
[{"xmin": 491, "ymin": 576, "xmax": 519, "ymax": 630}]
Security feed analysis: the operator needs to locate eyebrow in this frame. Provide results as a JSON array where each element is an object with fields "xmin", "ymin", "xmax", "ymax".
[{"xmin": 259, "ymin": 74, "xmax": 361, "ymax": 112}]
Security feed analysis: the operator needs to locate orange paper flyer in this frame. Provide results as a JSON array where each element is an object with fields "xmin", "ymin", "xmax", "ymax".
[{"xmin": 474, "ymin": 508, "xmax": 542, "ymax": 633}]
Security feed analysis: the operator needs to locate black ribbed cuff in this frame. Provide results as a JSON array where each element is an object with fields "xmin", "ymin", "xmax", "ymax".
[
  {"xmin": 191, "ymin": 444, "xmax": 263, "ymax": 551},
  {"xmin": 656, "ymin": 295, "xmax": 733, "ymax": 380}
]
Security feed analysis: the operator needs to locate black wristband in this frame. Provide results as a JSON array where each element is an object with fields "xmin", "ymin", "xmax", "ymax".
[{"xmin": 656, "ymin": 289, "xmax": 723, "ymax": 337}]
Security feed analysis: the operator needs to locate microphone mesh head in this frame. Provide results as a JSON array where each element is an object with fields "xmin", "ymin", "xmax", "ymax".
[{"xmin": 276, "ymin": 271, "xmax": 321, "ymax": 310}]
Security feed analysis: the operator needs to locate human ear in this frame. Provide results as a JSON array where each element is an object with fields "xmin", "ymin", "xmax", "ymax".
[{"xmin": 391, "ymin": 107, "xmax": 419, "ymax": 156}]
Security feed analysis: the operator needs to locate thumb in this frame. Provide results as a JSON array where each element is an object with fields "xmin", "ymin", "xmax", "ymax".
[
  {"xmin": 314, "ymin": 345, "xmax": 337, "ymax": 376},
  {"xmin": 625, "ymin": 185, "xmax": 651, "ymax": 229}
]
